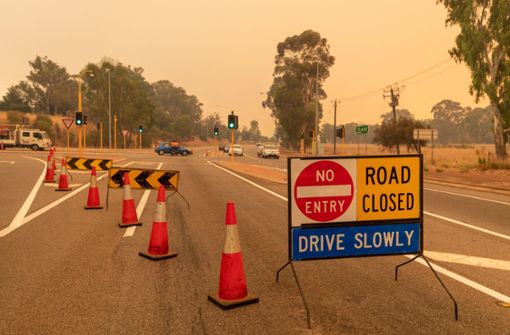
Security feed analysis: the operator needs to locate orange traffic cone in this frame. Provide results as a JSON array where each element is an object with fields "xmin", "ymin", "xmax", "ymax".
[
  {"xmin": 139, "ymin": 186, "xmax": 177, "ymax": 261},
  {"xmin": 118, "ymin": 172, "xmax": 142, "ymax": 227},
  {"xmin": 55, "ymin": 158, "xmax": 71, "ymax": 191},
  {"xmin": 43, "ymin": 153, "xmax": 55, "ymax": 183},
  {"xmin": 84, "ymin": 167, "xmax": 103, "ymax": 209},
  {"xmin": 208, "ymin": 202, "xmax": 259, "ymax": 310}
]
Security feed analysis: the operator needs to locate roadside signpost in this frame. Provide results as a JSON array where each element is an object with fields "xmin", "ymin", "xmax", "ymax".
[
  {"xmin": 355, "ymin": 125, "xmax": 369, "ymax": 155},
  {"xmin": 62, "ymin": 118, "xmax": 74, "ymax": 153},
  {"xmin": 355, "ymin": 125, "xmax": 369, "ymax": 134},
  {"xmin": 413, "ymin": 128, "xmax": 438, "ymax": 164},
  {"xmin": 278, "ymin": 154, "xmax": 457, "ymax": 328}
]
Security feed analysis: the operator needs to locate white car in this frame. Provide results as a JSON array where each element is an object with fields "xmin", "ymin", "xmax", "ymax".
[
  {"xmin": 261, "ymin": 144, "xmax": 280, "ymax": 159},
  {"xmin": 228, "ymin": 144, "xmax": 244, "ymax": 156}
]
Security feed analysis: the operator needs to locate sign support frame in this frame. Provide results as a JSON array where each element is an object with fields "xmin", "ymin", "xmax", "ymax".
[{"xmin": 276, "ymin": 154, "xmax": 458, "ymax": 329}]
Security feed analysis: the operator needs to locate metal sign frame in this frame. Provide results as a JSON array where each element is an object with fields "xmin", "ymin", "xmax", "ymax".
[{"xmin": 277, "ymin": 154, "xmax": 457, "ymax": 329}]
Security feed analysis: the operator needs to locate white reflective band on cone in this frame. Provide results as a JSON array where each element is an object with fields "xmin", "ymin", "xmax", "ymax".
[
  {"xmin": 123, "ymin": 182, "xmax": 133, "ymax": 199},
  {"xmin": 223, "ymin": 225, "xmax": 241, "ymax": 254},
  {"xmin": 154, "ymin": 202, "xmax": 167, "ymax": 222},
  {"xmin": 90, "ymin": 174, "xmax": 97, "ymax": 188}
]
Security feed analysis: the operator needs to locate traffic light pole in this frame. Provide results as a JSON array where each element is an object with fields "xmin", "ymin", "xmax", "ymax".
[
  {"xmin": 139, "ymin": 132, "xmax": 142, "ymax": 150},
  {"xmin": 99, "ymin": 122, "xmax": 103, "ymax": 149},
  {"xmin": 231, "ymin": 129, "xmax": 234, "ymax": 161}
]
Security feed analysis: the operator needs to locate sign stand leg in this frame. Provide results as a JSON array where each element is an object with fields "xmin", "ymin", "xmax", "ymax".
[
  {"xmin": 276, "ymin": 261, "xmax": 311, "ymax": 329},
  {"xmin": 395, "ymin": 253, "xmax": 458, "ymax": 321}
]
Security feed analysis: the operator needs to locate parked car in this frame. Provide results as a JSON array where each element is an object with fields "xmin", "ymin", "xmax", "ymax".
[
  {"xmin": 261, "ymin": 144, "xmax": 280, "ymax": 159},
  {"xmin": 219, "ymin": 143, "xmax": 226, "ymax": 151},
  {"xmin": 228, "ymin": 144, "xmax": 244, "ymax": 156},
  {"xmin": 155, "ymin": 143, "xmax": 193, "ymax": 156}
]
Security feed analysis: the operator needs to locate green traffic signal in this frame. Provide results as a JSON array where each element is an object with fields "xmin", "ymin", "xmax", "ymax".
[{"xmin": 75, "ymin": 112, "xmax": 83, "ymax": 125}]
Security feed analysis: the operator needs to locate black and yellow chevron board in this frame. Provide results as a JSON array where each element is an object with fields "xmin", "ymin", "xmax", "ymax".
[
  {"xmin": 108, "ymin": 167, "xmax": 179, "ymax": 190},
  {"xmin": 65, "ymin": 157, "xmax": 113, "ymax": 171}
]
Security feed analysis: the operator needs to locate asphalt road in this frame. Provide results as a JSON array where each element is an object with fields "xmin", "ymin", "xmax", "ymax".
[{"xmin": 1, "ymin": 147, "xmax": 509, "ymax": 334}]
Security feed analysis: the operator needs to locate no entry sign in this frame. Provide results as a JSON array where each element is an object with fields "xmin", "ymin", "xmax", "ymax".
[{"xmin": 294, "ymin": 160, "xmax": 355, "ymax": 223}]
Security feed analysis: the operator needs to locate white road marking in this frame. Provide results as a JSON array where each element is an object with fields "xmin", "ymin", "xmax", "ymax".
[
  {"xmin": 206, "ymin": 161, "xmax": 287, "ymax": 201},
  {"xmin": 0, "ymin": 157, "xmax": 46, "ymax": 236},
  {"xmin": 407, "ymin": 255, "xmax": 510, "ymax": 302},
  {"xmin": 123, "ymin": 162, "xmax": 163, "ymax": 238},
  {"xmin": 208, "ymin": 160, "xmax": 510, "ymax": 302},
  {"xmin": 45, "ymin": 183, "xmax": 82, "ymax": 188},
  {"xmin": 0, "ymin": 160, "xmax": 15, "ymax": 164},
  {"xmin": 0, "ymin": 161, "xmax": 135, "ymax": 238},
  {"xmin": 424, "ymin": 251, "xmax": 510, "ymax": 271},
  {"xmin": 425, "ymin": 211, "xmax": 510, "ymax": 242},
  {"xmin": 425, "ymin": 187, "xmax": 510, "ymax": 206}
]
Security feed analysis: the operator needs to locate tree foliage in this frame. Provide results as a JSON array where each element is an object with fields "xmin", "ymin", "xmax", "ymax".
[
  {"xmin": 0, "ymin": 81, "xmax": 35, "ymax": 112},
  {"xmin": 373, "ymin": 111, "xmax": 426, "ymax": 152},
  {"xmin": 263, "ymin": 30, "xmax": 335, "ymax": 148},
  {"xmin": 438, "ymin": 0, "xmax": 510, "ymax": 158},
  {"xmin": 27, "ymin": 56, "xmax": 75, "ymax": 115}
]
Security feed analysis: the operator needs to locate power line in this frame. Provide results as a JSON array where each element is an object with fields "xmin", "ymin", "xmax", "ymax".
[
  {"xmin": 338, "ymin": 58, "xmax": 455, "ymax": 102},
  {"xmin": 401, "ymin": 63, "xmax": 459, "ymax": 88}
]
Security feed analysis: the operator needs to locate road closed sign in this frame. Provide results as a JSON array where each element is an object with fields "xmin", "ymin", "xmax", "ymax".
[{"xmin": 288, "ymin": 155, "xmax": 422, "ymax": 261}]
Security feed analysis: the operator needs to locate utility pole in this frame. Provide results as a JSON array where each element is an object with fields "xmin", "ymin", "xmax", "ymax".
[
  {"xmin": 314, "ymin": 62, "xmax": 319, "ymax": 156},
  {"xmin": 383, "ymin": 85, "xmax": 400, "ymax": 155},
  {"xmin": 333, "ymin": 100, "xmax": 338, "ymax": 155}
]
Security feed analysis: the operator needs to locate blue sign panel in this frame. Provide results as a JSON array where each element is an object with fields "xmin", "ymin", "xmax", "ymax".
[{"xmin": 292, "ymin": 223, "xmax": 420, "ymax": 261}]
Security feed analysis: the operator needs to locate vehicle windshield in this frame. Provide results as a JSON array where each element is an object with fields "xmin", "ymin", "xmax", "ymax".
[{"xmin": 234, "ymin": 145, "xmax": 242, "ymax": 148}]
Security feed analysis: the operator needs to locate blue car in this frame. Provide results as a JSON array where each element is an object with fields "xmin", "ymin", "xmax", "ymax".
[{"xmin": 155, "ymin": 143, "xmax": 193, "ymax": 156}]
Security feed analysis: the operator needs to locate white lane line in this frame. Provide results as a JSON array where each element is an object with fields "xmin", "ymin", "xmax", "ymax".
[
  {"xmin": 424, "ymin": 251, "xmax": 510, "ymax": 271},
  {"xmin": 0, "ymin": 161, "xmax": 135, "ymax": 238},
  {"xmin": 406, "ymin": 255, "xmax": 510, "ymax": 302},
  {"xmin": 123, "ymin": 162, "xmax": 163, "ymax": 238},
  {"xmin": 425, "ymin": 187, "xmax": 510, "ymax": 206},
  {"xmin": 425, "ymin": 211, "xmax": 510, "ymax": 242},
  {"xmin": 208, "ymin": 160, "xmax": 510, "ymax": 302},
  {"xmin": 1, "ymin": 157, "xmax": 46, "ymax": 235},
  {"xmin": 206, "ymin": 161, "xmax": 287, "ymax": 201},
  {"xmin": 0, "ymin": 160, "xmax": 15, "ymax": 164}
]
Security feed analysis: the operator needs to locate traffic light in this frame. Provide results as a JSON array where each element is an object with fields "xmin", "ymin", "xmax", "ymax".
[
  {"xmin": 96, "ymin": 121, "xmax": 102, "ymax": 130},
  {"xmin": 228, "ymin": 112, "xmax": 238, "ymax": 129},
  {"xmin": 335, "ymin": 126, "xmax": 345, "ymax": 139},
  {"xmin": 213, "ymin": 127, "xmax": 219, "ymax": 136},
  {"xmin": 75, "ymin": 112, "xmax": 83, "ymax": 126},
  {"xmin": 309, "ymin": 129, "xmax": 313, "ymax": 138},
  {"xmin": 83, "ymin": 115, "xmax": 88, "ymax": 125},
  {"xmin": 138, "ymin": 125, "xmax": 143, "ymax": 133}
]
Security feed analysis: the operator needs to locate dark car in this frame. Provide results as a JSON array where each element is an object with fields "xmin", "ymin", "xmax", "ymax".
[{"xmin": 155, "ymin": 143, "xmax": 193, "ymax": 156}]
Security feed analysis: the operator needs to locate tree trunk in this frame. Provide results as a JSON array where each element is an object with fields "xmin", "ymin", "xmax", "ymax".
[{"xmin": 492, "ymin": 103, "xmax": 508, "ymax": 159}]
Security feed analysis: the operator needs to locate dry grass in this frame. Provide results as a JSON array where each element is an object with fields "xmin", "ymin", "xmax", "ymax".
[{"xmin": 293, "ymin": 143, "xmax": 510, "ymax": 173}]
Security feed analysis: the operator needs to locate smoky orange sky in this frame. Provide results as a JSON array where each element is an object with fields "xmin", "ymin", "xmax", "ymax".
[{"xmin": 0, "ymin": 0, "xmax": 487, "ymax": 136}]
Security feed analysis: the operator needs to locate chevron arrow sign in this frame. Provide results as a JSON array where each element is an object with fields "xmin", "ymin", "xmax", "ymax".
[
  {"xmin": 108, "ymin": 167, "xmax": 179, "ymax": 190},
  {"xmin": 65, "ymin": 157, "xmax": 113, "ymax": 171}
]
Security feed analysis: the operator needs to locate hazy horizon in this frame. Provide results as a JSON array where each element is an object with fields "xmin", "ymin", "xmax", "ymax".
[{"xmin": 0, "ymin": 0, "xmax": 488, "ymax": 136}]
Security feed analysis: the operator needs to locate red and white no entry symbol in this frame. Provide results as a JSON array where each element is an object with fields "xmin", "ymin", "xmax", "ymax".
[{"xmin": 294, "ymin": 160, "xmax": 354, "ymax": 222}]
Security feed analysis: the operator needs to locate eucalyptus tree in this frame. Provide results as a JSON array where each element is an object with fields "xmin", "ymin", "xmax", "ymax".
[
  {"xmin": 438, "ymin": 0, "xmax": 510, "ymax": 158},
  {"xmin": 262, "ymin": 30, "xmax": 335, "ymax": 148}
]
